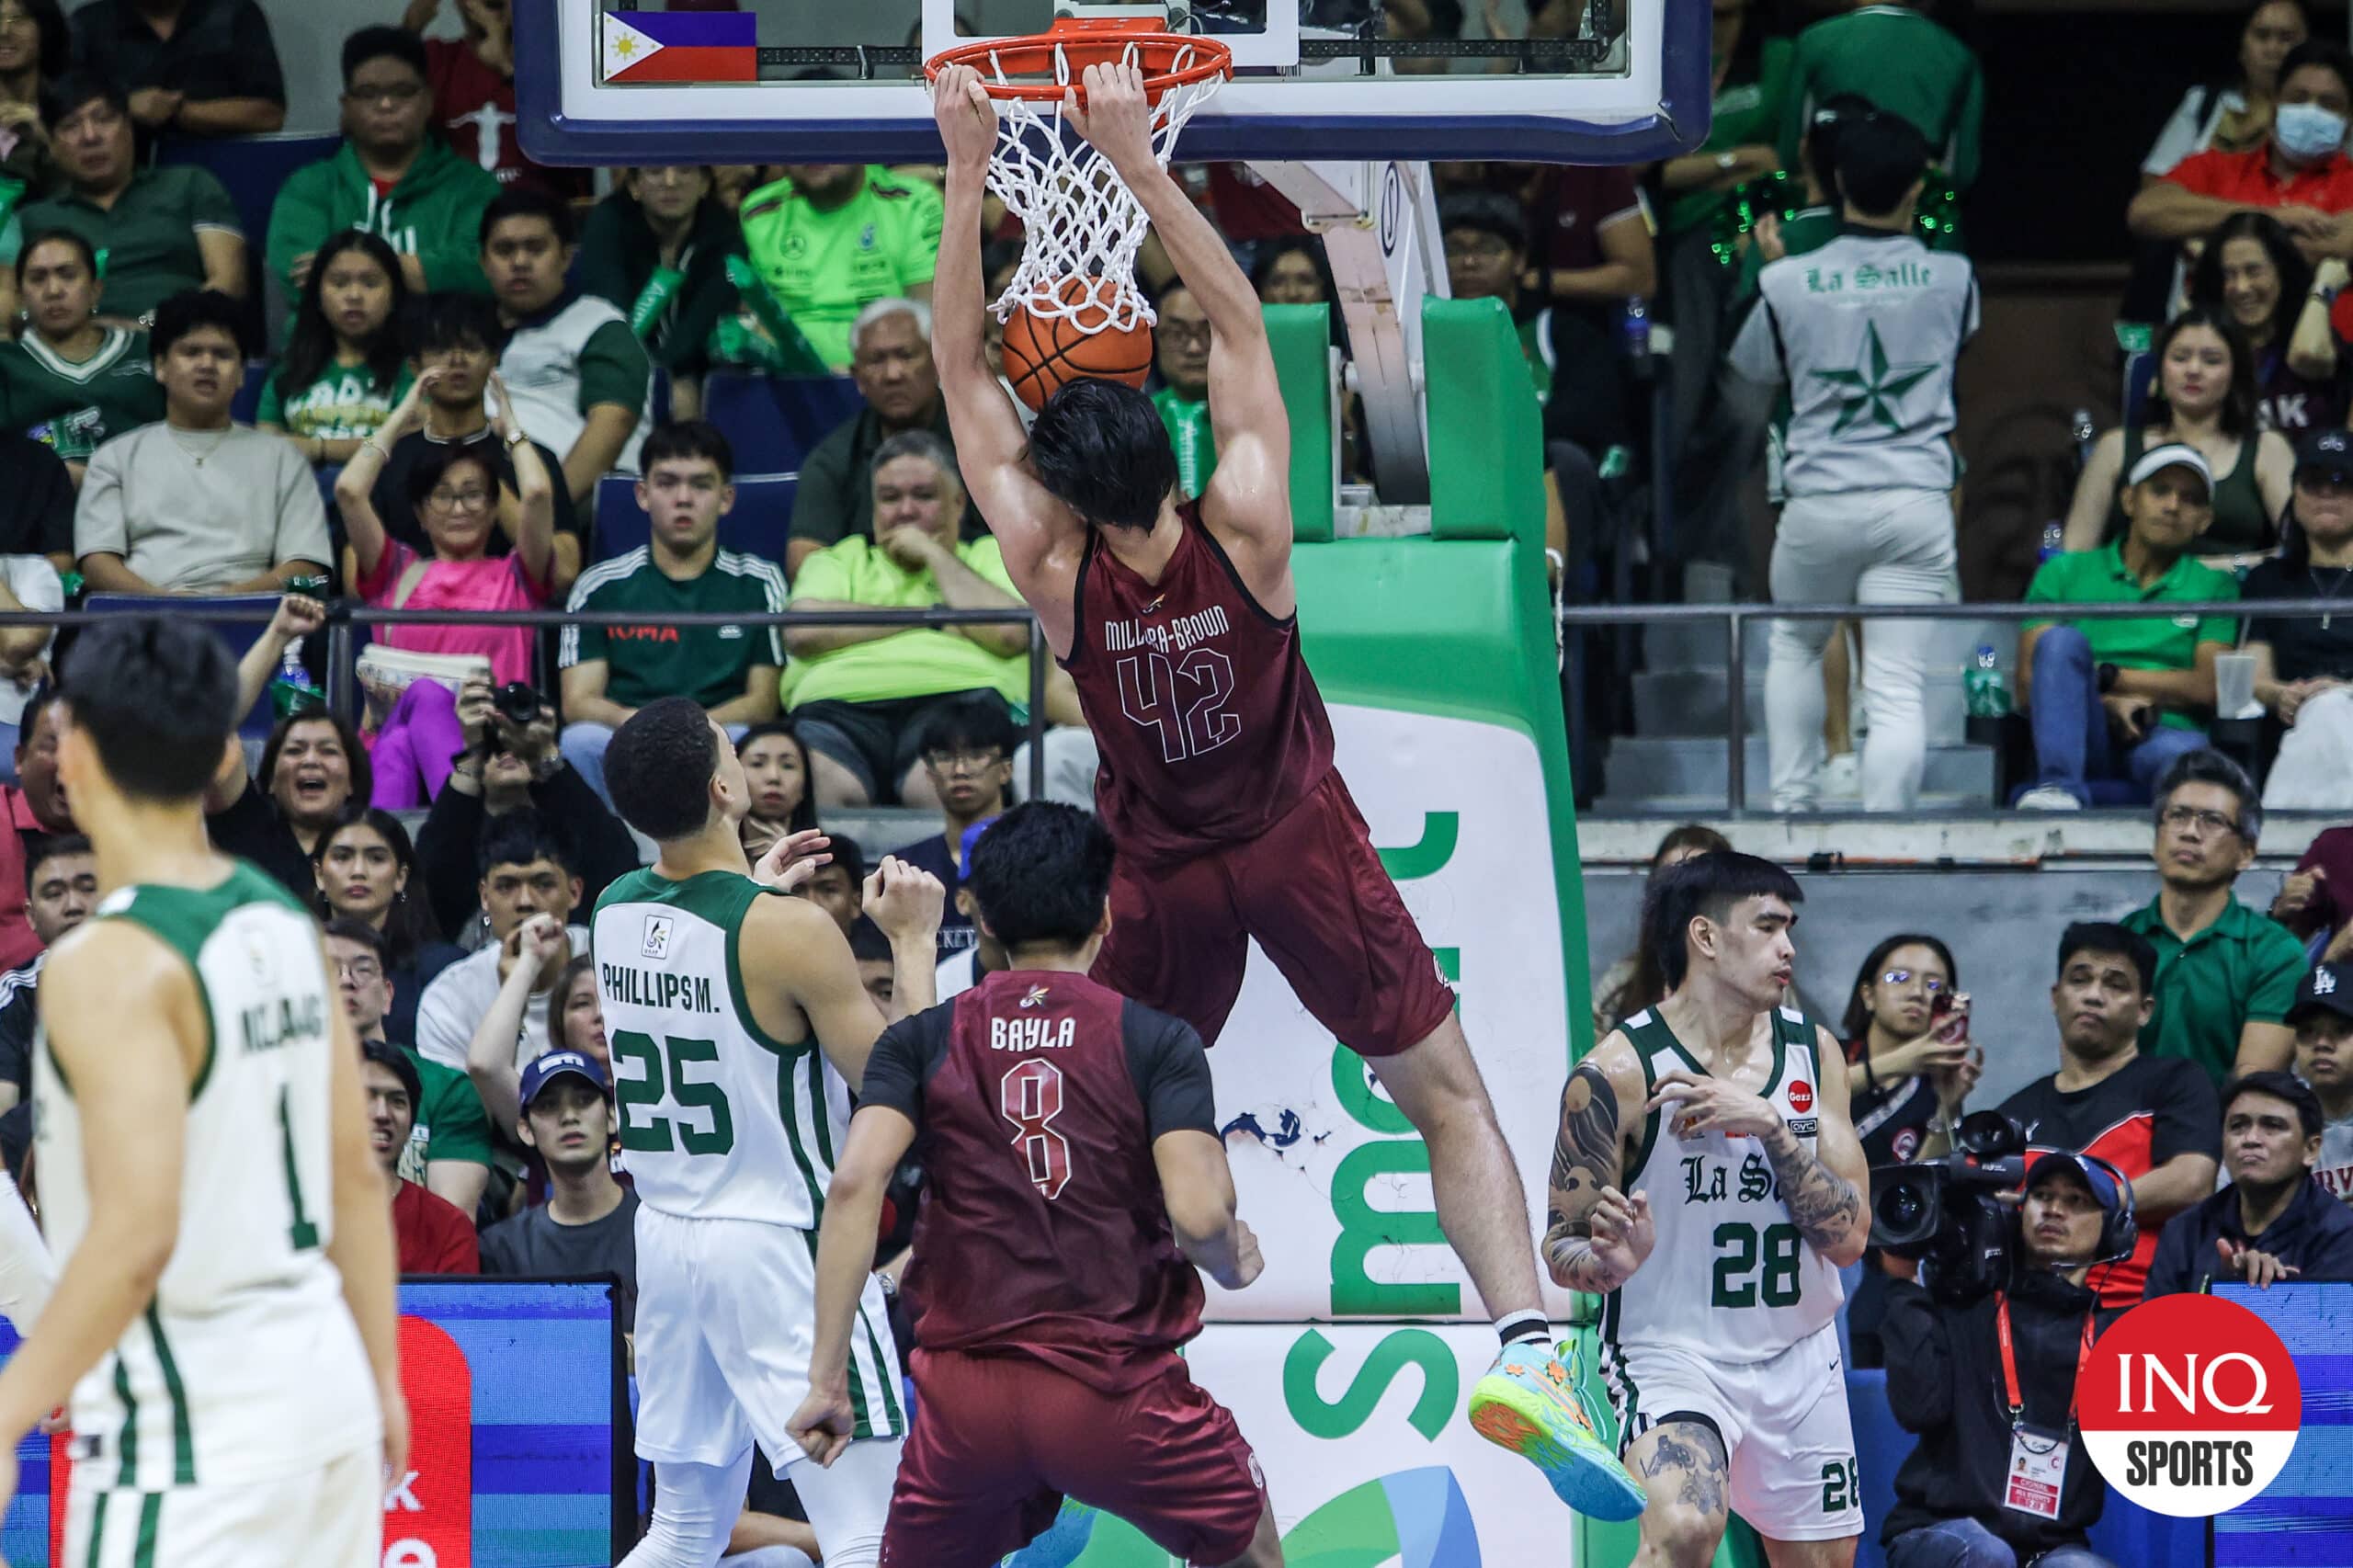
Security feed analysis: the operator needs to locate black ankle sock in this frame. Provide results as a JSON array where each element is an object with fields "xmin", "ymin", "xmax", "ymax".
[{"xmin": 1496, "ymin": 1312, "xmax": 1552, "ymax": 1351}]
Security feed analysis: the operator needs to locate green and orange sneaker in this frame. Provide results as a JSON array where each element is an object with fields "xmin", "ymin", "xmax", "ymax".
[{"xmin": 1469, "ymin": 1342, "xmax": 1647, "ymax": 1520}]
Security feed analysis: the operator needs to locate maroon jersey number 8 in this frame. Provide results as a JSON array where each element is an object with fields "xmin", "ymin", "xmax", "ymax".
[{"xmin": 1001, "ymin": 1058, "xmax": 1074, "ymax": 1200}]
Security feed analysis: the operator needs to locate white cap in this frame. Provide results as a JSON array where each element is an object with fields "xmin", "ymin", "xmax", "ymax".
[{"xmin": 2125, "ymin": 442, "xmax": 2213, "ymax": 494}]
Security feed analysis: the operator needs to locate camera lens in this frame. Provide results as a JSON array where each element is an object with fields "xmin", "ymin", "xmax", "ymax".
[{"xmin": 1871, "ymin": 1174, "xmax": 1938, "ymax": 1248}]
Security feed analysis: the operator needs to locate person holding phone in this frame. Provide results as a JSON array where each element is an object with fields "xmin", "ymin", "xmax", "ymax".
[{"xmin": 1838, "ymin": 933, "xmax": 1983, "ymax": 1169}]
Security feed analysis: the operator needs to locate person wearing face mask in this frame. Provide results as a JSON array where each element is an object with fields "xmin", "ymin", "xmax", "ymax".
[
  {"xmin": 2243, "ymin": 428, "xmax": 2353, "ymax": 808},
  {"xmin": 2132, "ymin": 38, "xmax": 2353, "ymax": 265}
]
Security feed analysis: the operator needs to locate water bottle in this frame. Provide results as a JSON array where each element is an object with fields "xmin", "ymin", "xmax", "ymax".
[
  {"xmin": 2040, "ymin": 520, "xmax": 2064, "ymax": 562},
  {"xmin": 1621, "ymin": 296, "xmax": 1651, "ymax": 361},
  {"xmin": 1962, "ymin": 643, "xmax": 2012, "ymax": 719},
  {"xmin": 2070, "ymin": 406, "xmax": 2097, "ymax": 453}
]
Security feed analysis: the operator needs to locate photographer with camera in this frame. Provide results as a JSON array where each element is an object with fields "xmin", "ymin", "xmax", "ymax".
[
  {"xmin": 413, "ymin": 672, "xmax": 640, "ymax": 945},
  {"xmin": 2145, "ymin": 1066, "xmax": 2353, "ymax": 1296},
  {"xmin": 1879, "ymin": 1152, "xmax": 2133, "ymax": 1568},
  {"xmin": 1995, "ymin": 923, "xmax": 2221, "ymax": 1306}
]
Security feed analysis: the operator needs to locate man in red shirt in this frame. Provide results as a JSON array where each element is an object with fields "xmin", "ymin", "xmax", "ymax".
[
  {"xmin": 2131, "ymin": 37, "xmax": 2353, "ymax": 262},
  {"xmin": 401, "ymin": 0, "xmax": 589, "ymax": 199},
  {"xmin": 0, "ymin": 690, "xmax": 75, "ymax": 971},
  {"xmin": 363, "ymin": 1040, "xmax": 479, "ymax": 1274}
]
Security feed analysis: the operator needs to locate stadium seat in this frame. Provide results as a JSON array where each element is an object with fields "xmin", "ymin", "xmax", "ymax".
[
  {"xmin": 701, "ymin": 372, "xmax": 863, "ymax": 474},
  {"xmin": 592, "ymin": 471, "xmax": 798, "ymax": 566},
  {"xmin": 81, "ymin": 593, "xmax": 285, "ymax": 741},
  {"xmin": 232, "ymin": 360, "xmax": 271, "ymax": 426},
  {"xmin": 152, "ymin": 133, "xmax": 341, "ymax": 272}
]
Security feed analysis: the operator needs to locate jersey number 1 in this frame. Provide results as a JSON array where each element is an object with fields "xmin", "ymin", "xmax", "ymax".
[
  {"xmin": 1117, "ymin": 648, "xmax": 1240, "ymax": 763},
  {"xmin": 1001, "ymin": 1059, "xmax": 1072, "ymax": 1199}
]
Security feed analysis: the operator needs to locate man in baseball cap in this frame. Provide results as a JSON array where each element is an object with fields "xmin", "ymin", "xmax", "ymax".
[
  {"xmin": 2016, "ymin": 440, "xmax": 2237, "ymax": 809},
  {"xmin": 2289, "ymin": 962, "xmax": 2353, "ymax": 1199},
  {"xmin": 2295, "ymin": 426, "xmax": 2353, "ymax": 485},
  {"xmin": 479, "ymin": 1049, "xmax": 640, "ymax": 1322}
]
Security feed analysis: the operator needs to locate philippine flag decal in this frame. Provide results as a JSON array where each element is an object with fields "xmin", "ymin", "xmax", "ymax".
[{"xmin": 602, "ymin": 11, "xmax": 758, "ymax": 85}]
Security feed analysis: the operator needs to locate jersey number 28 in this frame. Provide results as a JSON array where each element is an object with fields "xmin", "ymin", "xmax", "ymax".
[{"xmin": 1001, "ymin": 1059, "xmax": 1072, "ymax": 1199}]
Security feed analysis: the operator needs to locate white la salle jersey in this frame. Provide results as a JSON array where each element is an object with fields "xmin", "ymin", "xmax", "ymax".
[
  {"xmin": 32, "ymin": 863, "xmax": 379, "ymax": 1491},
  {"xmin": 595, "ymin": 869, "xmax": 848, "ymax": 1227},
  {"xmin": 1600, "ymin": 1005, "xmax": 1846, "ymax": 1368}
]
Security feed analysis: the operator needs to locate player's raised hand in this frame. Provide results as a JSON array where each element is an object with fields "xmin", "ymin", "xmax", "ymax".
[
  {"xmin": 753, "ymin": 828, "xmax": 832, "ymax": 892},
  {"xmin": 1645, "ymin": 1069, "xmax": 1784, "ymax": 1142},
  {"xmin": 865, "ymin": 857, "xmax": 946, "ymax": 943},
  {"xmin": 786, "ymin": 1383, "xmax": 856, "ymax": 1470},
  {"xmin": 1586, "ymin": 1187, "xmax": 1654, "ymax": 1278},
  {"xmin": 1064, "ymin": 62, "xmax": 1156, "ymax": 176},
  {"xmin": 931, "ymin": 62, "xmax": 997, "ymax": 174}
]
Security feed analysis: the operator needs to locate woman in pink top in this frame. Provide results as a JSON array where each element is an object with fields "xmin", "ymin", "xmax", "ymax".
[{"xmin": 336, "ymin": 368, "xmax": 556, "ymax": 806}]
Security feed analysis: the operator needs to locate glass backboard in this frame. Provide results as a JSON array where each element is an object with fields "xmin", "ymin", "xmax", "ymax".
[{"xmin": 515, "ymin": 0, "xmax": 1711, "ymax": 167}]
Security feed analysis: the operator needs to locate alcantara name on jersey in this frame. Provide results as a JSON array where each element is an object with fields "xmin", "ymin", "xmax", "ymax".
[{"xmin": 603, "ymin": 962, "xmax": 722, "ymax": 1015}]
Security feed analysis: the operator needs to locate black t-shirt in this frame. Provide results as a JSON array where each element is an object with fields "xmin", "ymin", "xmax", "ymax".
[
  {"xmin": 1846, "ymin": 1041, "xmax": 1941, "ymax": 1167},
  {"xmin": 204, "ymin": 781, "xmax": 317, "ymax": 903},
  {"xmin": 0, "ymin": 960, "xmax": 36, "ymax": 1103},
  {"xmin": 478, "ymin": 1187, "xmax": 640, "ymax": 1329},
  {"xmin": 70, "ymin": 0, "xmax": 287, "ymax": 106},
  {"xmin": 2242, "ymin": 558, "xmax": 2353, "ymax": 685},
  {"xmin": 886, "ymin": 831, "xmax": 974, "ymax": 957},
  {"xmin": 366, "ymin": 429, "xmax": 584, "ymax": 568},
  {"xmin": 0, "ymin": 436, "xmax": 73, "ymax": 560}
]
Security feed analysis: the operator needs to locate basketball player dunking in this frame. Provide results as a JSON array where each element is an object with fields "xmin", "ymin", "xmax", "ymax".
[{"xmin": 930, "ymin": 62, "xmax": 1641, "ymax": 1517}]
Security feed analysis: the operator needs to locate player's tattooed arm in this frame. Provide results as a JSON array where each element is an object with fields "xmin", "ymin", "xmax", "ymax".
[
  {"xmin": 1541, "ymin": 1045, "xmax": 1652, "ymax": 1294},
  {"xmin": 1637, "ymin": 1421, "xmax": 1730, "ymax": 1522},
  {"xmin": 1760, "ymin": 1027, "xmax": 1872, "ymax": 1266}
]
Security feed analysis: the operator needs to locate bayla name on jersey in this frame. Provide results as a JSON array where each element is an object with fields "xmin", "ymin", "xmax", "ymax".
[{"xmin": 991, "ymin": 1017, "xmax": 1076, "ymax": 1052}]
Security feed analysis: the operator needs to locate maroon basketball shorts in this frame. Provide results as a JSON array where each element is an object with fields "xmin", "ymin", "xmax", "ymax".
[
  {"xmin": 879, "ymin": 1347, "xmax": 1267, "ymax": 1567},
  {"xmin": 1091, "ymin": 769, "xmax": 1458, "ymax": 1055}
]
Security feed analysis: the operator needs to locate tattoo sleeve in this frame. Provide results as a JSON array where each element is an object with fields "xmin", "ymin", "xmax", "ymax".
[
  {"xmin": 1541, "ymin": 1061, "xmax": 1629, "ymax": 1294},
  {"xmin": 1761, "ymin": 1123, "xmax": 1863, "ymax": 1255}
]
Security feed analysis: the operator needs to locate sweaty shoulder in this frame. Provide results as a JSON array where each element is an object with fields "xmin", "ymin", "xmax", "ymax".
[{"xmin": 1581, "ymin": 1032, "xmax": 1650, "ymax": 1107}]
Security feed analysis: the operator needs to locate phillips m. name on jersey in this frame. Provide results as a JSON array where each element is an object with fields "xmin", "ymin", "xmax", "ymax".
[{"xmin": 602, "ymin": 962, "xmax": 721, "ymax": 1015}]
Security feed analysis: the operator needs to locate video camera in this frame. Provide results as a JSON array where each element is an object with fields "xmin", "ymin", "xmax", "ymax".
[{"xmin": 1870, "ymin": 1109, "xmax": 2029, "ymax": 1302}]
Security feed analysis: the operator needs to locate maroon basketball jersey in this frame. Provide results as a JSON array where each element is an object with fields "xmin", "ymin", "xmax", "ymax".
[
  {"xmin": 1062, "ymin": 503, "xmax": 1336, "ymax": 866},
  {"xmin": 856, "ymin": 970, "xmax": 1220, "ymax": 1392}
]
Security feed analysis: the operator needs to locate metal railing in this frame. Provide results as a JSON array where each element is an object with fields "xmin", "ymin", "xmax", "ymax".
[
  {"xmin": 12, "ymin": 602, "xmax": 1057, "ymax": 803},
  {"xmin": 1556, "ymin": 596, "xmax": 2353, "ymax": 817}
]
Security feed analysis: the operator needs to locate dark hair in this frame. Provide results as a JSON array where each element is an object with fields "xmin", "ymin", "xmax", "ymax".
[
  {"xmin": 548, "ymin": 951, "xmax": 597, "ymax": 1055},
  {"xmin": 323, "ymin": 915, "xmax": 390, "ymax": 967},
  {"xmin": 606, "ymin": 697, "xmax": 720, "ymax": 843},
  {"xmin": 151, "ymin": 290, "xmax": 251, "ymax": 362},
  {"xmin": 847, "ymin": 915, "xmax": 892, "ymax": 964},
  {"xmin": 1026, "ymin": 378, "xmax": 1179, "ymax": 531},
  {"xmin": 17, "ymin": 685, "xmax": 53, "ymax": 752},
  {"xmin": 1639, "ymin": 851, "xmax": 1804, "ymax": 994},
  {"xmin": 57, "ymin": 618, "xmax": 237, "ymax": 804},
  {"xmin": 406, "ymin": 290, "xmax": 507, "ymax": 359},
  {"xmin": 10, "ymin": 0, "xmax": 67, "ymax": 80},
  {"xmin": 1833, "ymin": 104, "xmax": 1933, "ymax": 218},
  {"xmin": 261, "ymin": 710, "xmax": 374, "ymax": 819},
  {"xmin": 2055, "ymin": 922, "xmax": 2159, "ymax": 995},
  {"xmin": 42, "ymin": 70, "xmax": 124, "ymax": 126},
  {"xmin": 2222, "ymin": 1068, "xmax": 2325, "ymax": 1138},
  {"xmin": 1839, "ymin": 932, "xmax": 1959, "ymax": 1045},
  {"xmin": 12, "ymin": 225, "xmax": 95, "ymax": 287},
  {"xmin": 2279, "ymin": 35, "xmax": 2353, "ymax": 103},
  {"xmin": 1651, "ymin": 824, "xmax": 1733, "ymax": 869},
  {"xmin": 480, "ymin": 185, "xmax": 575, "ymax": 251},
  {"xmin": 642, "ymin": 419, "xmax": 734, "ymax": 481},
  {"xmin": 1438, "ymin": 191, "xmax": 1529, "ymax": 254},
  {"xmin": 964, "ymin": 802, "xmax": 1116, "ymax": 952},
  {"xmin": 2190, "ymin": 211, "xmax": 2313, "ymax": 351},
  {"xmin": 822, "ymin": 832, "xmax": 866, "ymax": 887},
  {"xmin": 1600, "ymin": 826, "xmax": 1740, "ymax": 1028},
  {"xmin": 981, "ymin": 237, "xmax": 1026, "ymax": 292},
  {"xmin": 733, "ymin": 721, "xmax": 818, "ymax": 834},
  {"xmin": 403, "ymin": 440, "xmax": 501, "ymax": 523},
  {"xmin": 917, "ymin": 694, "xmax": 1017, "ymax": 762},
  {"xmin": 313, "ymin": 806, "xmax": 439, "ymax": 965},
  {"xmin": 2154, "ymin": 748, "xmax": 2262, "ymax": 845},
  {"xmin": 2239, "ymin": 0, "xmax": 2313, "ymax": 96},
  {"xmin": 1802, "ymin": 94, "xmax": 1881, "ymax": 197},
  {"xmin": 22, "ymin": 831, "xmax": 89, "ymax": 893},
  {"xmin": 2146, "ymin": 306, "xmax": 2260, "ymax": 438},
  {"xmin": 1250, "ymin": 237, "xmax": 1336, "ymax": 301},
  {"xmin": 476, "ymin": 808, "xmax": 578, "ymax": 881},
  {"xmin": 358, "ymin": 1037, "xmax": 422, "ymax": 1112},
  {"xmin": 341, "ymin": 23, "xmax": 427, "ymax": 85},
  {"xmin": 280, "ymin": 230, "xmax": 410, "ymax": 399}
]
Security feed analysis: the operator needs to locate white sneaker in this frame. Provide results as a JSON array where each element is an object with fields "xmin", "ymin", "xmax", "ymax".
[
  {"xmin": 2015, "ymin": 785, "xmax": 2084, "ymax": 812},
  {"xmin": 1821, "ymin": 753, "xmax": 1861, "ymax": 799}
]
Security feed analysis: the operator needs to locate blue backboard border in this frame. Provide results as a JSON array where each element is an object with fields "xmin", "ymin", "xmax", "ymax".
[{"xmin": 514, "ymin": 0, "xmax": 1713, "ymax": 167}]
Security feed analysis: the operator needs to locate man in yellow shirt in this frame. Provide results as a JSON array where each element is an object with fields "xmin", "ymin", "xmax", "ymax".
[{"xmin": 784, "ymin": 429, "xmax": 1029, "ymax": 807}]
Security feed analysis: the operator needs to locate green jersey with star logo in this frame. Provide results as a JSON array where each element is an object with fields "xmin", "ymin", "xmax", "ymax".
[{"xmin": 1727, "ymin": 227, "xmax": 1977, "ymax": 499}]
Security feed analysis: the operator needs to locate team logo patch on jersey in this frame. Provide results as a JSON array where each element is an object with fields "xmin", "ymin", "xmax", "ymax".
[
  {"xmin": 1141, "ymin": 593, "xmax": 1165, "ymax": 615},
  {"xmin": 1788, "ymin": 1079, "xmax": 1815, "ymax": 1114},
  {"xmin": 1019, "ymin": 983, "xmax": 1051, "ymax": 1009},
  {"xmin": 642, "ymin": 915, "xmax": 674, "ymax": 960}
]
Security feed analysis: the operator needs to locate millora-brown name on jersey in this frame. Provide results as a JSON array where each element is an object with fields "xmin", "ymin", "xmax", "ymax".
[{"xmin": 1102, "ymin": 603, "xmax": 1231, "ymax": 655}]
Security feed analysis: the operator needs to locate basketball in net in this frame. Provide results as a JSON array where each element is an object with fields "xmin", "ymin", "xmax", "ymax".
[
  {"xmin": 928, "ymin": 20, "xmax": 1231, "ymax": 409},
  {"xmin": 1001, "ymin": 276, "xmax": 1154, "ymax": 411}
]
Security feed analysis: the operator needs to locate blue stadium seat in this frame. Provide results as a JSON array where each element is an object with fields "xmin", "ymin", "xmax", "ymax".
[
  {"xmin": 592, "ymin": 471, "xmax": 798, "ymax": 568},
  {"xmin": 152, "ymin": 133, "xmax": 340, "ymax": 268},
  {"xmin": 232, "ymin": 360, "xmax": 271, "ymax": 426},
  {"xmin": 80, "ymin": 593, "xmax": 285, "ymax": 740},
  {"xmin": 701, "ymin": 372, "xmax": 863, "ymax": 474}
]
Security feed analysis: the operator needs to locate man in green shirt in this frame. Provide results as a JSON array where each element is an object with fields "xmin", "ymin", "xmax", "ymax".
[
  {"xmin": 2120, "ymin": 751, "xmax": 2306, "ymax": 1084},
  {"xmin": 735, "ymin": 165, "xmax": 942, "ymax": 370},
  {"xmin": 1152, "ymin": 278, "xmax": 1219, "ymax": 498},
  {"xmin": 558, "ymin": 419, "xmax": 785, "ymax": 805},
  {"xmin": 13, "ymin": 74, "xmax": 246, "ymax": 323},
  {"xmin": 265, "ymin": 27, "xmax": 502, "ymax": 309},
  {"xmin": 328, "ymin": 917, "xmax": 493, "ymax": 1217},
  {"xmin": 0, "ymin": 228, "xmax": 164, "ymax": 480},
  {"xmin": 1779, "ymin": 0, "xmax": 1984, "ymax": 192},
  {"xmin": 2016, "ymin": 444, "xmax": 2239, "ymax": 809},
  {"xmin": 784, "ymin": 428, "xmax": 1029, "ymax": 808}
]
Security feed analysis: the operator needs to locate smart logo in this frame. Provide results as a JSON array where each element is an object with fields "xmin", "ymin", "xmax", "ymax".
[{"xmin": 2080, "ymin": 1293, "xmax": 2302, "ymax": 1517}]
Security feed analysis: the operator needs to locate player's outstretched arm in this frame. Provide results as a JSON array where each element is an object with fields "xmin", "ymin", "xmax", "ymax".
[
  {"xmin": 0, "ymin": 927, "xmax": 189, "ymax": 1459},
  {"xmin": 321, "ymin": 944, "xmax": 407, "ymax": 1483},
  {"xmin": 789, "ymin": 1102, "xmax": 917, "ymax": 1470},
  {"xmin": 1541, "ymin": 1037, "xmax": 1653, "ymax": 1295},
  {"xmin": 752, "ymin": 862, "xmax": 938, "ymax": 1092}
]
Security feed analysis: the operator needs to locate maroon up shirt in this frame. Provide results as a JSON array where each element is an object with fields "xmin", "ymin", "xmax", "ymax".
[
  {"xmin": 1061, "ymin": 502, "xmax": 1335, "ymax": 867},
  {"xmin": 857, "ymin": 969, "xmax": 1219, "ymax": 1392}
]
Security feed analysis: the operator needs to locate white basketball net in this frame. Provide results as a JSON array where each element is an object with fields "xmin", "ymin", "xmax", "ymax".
[{"xmin": 974, "ymin": 40, "xmax": 1226, "ymax": 335}]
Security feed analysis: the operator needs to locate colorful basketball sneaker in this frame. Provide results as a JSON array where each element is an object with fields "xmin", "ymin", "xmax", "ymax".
[
  {"xmin": 999, "ymin": 1496, "xmax": 1099, "ymax": 1568},
  {"xmin": 1469, "ymin": 1342, "xmax": 1647, "ymax": 1520}
]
